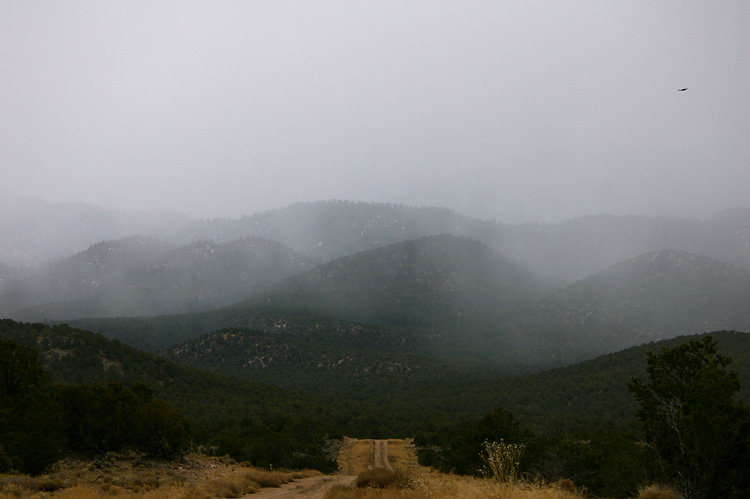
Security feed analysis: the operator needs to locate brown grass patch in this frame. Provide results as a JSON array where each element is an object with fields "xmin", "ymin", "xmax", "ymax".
[
  {"xmin": 326, "ymin": 473, "xmax": 587, "ymax": 499},
  {"xmin": 0, "ymin": 454, "xmax": 320, "ymax": 498},
  {"xmin": 355, "ymin": 468, "xmax": 411, "ymax": 489},
  {"xmin": 635, "ymin": 484, "xmax": 684, "ymax": 499}
]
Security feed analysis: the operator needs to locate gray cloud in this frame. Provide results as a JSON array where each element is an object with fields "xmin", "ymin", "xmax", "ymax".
[{"xmin": 2, "ymin": 1, "xmax": 749, "ymax": 222}]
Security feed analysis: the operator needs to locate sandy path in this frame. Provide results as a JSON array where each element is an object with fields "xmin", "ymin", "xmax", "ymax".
[
  {"xmin": 239, "ymin": 438, "xmax": 424, "ymax": 498},
  {"xmin": 242, "ymin": 474, "xmax": 355, "ymax": 499},
  {"xmin": 372, "ymin": 439, "xmax": 393, "ymax": 471}
]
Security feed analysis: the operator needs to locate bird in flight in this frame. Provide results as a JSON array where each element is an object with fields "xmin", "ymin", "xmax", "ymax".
[{"xmin": 678, "ymin": 87, "xmax": 689, "ymax": 91}]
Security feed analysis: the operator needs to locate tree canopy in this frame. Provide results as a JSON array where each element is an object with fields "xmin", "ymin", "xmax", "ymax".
[{"xmin": 629, "ymin": 336, "xmax": 750, "ymax": 498}]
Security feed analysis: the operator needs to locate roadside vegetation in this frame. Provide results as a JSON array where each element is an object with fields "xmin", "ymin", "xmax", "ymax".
[
  {"xmin": 0, "ymin": 453, "xmax": 319, "ymax": 498},
  {"xmin": 2, "ymin": 318, "xmax": 749, "ymax": 498}
]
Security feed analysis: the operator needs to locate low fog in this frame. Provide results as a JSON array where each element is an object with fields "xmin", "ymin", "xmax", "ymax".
[{"xmin": 2, "ymin": 1, "xmax": 749, "ymax": 223}]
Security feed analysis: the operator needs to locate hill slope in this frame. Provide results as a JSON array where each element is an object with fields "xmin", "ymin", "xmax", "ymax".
[
  {"xmin": 4, "ymin": 236, "xmax": 313, "ymax": 321},
  {"xmin": 0, "ymin": 319, "xmax": 352, "ymax": 469},
  {"xmin": 6, "ymin": 200, "xmax": 749, "ymax": 284},
  {"xmin": 70, "ymin": 235, "xmax": 550, "ymax": 365},
  {"xmin": 0, "ymin": 199, "xmax": 192, "ymax": 266},
  {"xmin": 495, "ymin": 330, "xmax": 750, "ymax": 431},
  {"xmin": 254, "ymin": 234, "xmax": 551, "ymax": 328},
  {"xmin": 175, "ymin": 202, "xmax": 750, "ymax": 282},
  {"xmin": 525, "ymin": 250, "xmax": 750, "ymax": 362}
]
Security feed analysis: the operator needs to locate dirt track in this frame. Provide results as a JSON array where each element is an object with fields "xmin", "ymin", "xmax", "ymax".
[
  {"xmin": 242, "ymin": 438, "xmax": 422, "ymax": 498},
  {"xmin": 244, "ymin": 474, "xmax": 355, "ymax": 499},
  {"xmin": 373, "ymin": 439, "xmax": 393, "ymax": 471}
]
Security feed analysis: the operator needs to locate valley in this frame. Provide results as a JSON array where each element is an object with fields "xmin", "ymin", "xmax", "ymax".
[
  {"xmin": 3, "ymin": 202, "xmax": 749, "ymax": 366},
  {"xmin": 2, "ymin": 200, "xmax": 750, "ymax": 498},
  {"xmin": 5, "ymin": 0, "xmax": 750, "ymax": 495}
]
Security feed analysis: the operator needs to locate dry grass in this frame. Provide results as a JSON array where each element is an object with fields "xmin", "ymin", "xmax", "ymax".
[
  {"xmin": 635, "ymin": 484, "xmax": 684, "ymax": 499},
  {"xmin": 0, "ymin": 454, "xmax": 319, "ymax": 498},
  {"xmin": 199, "ymin": 468, "xmax": 320, "ymax": 498},
  {"xmin": 354, "ymin": 468, "xmax": 411, "ymax": 489},
  {"xmin": 325, "ymin": 472, "xmax": 586, "ymax": 499}
]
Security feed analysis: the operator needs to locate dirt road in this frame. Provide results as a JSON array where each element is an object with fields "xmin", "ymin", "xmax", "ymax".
[
  {"xmin": 373, "ymin": 439, "xmax": 393, "ymax": 471},
  {"xmin": 244, "ymin": 474, "xmax": 354, "ymax": 499},
  {"xmin": 242, "ymin": 438, "xmax": 424, "ymax": 498}
]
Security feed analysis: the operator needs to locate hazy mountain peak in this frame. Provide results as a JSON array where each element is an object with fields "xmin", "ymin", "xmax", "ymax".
[{"xmin": 529, "ymin": 250, "xmax": 750, "ymax": 361}]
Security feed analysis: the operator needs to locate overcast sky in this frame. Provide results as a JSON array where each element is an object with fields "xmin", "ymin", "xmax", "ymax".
[{"xmin": 2, "ymin": 1, "xmax": 749, "ymax": 223}]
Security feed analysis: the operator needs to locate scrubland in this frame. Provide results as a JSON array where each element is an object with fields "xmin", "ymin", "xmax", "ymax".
[
  {"xmin": 0, "ymin": 441, "xmax": 684, "ymax": 499},
  {"xmin": 328, "ymin": 472, "xmax": 579, "ymax": 499},
  {"xmin": 0, "ymin": 453, "xmax": 318, "ymax": 499},
  {"xmin": 325, "ymin": 469, "xmax": 684, "ymax": 499}
]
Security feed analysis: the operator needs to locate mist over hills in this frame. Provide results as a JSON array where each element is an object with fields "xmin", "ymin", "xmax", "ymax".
[
  {"xmin": 0, "ymin": 198, "xmax": 192, "ymax": 266},
  {"xmin": 4, "ymin": 199, "xmax": 750, "ymax": 282},
  {"xmin": 57, "ymin": 237, "xmax": 750, "ymax": 370},
  {"xmin": 64, "ymin": 235, "xmax": 546, "ymax": 366},
  {"xmin": 525, "ymin": 250, "xmax": 750, "ymax": 361},
  {"xmin": 3, "ymin": 235, "xmax": 312, "ymax": 321},
  {"xmin": 253, "ymin": 234, "xmax": 552, "ymax": 329},
  {"xmin": 3, "ymin": 199, "xmax": 750, "ymax": 369}
]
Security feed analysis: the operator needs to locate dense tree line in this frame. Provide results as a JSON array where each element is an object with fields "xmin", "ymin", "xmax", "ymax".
[
  {"xmin": 3, "ymin": 318, "xmax": 750, "ymax": 498},
  {"xmin": 629, "ymin": 336, "xmax": 750, "ymax": 498},
  {"xmin": 415, "ymin": 406, "xmax": 646, "ymax": 499},
  {"xmin": 417, "ymin": 336, "xmax": 750, "ymax": 499},
  {"xmin": 0, "ymin": 339, "xmax": 189, "ymax": 474},
  {"xmin": 0, "ymin": 320, "xmax": 343, "ymax": 473}
]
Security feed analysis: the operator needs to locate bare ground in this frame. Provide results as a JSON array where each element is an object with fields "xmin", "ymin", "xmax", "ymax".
[
  {"xmin": 241, "ymin": 438, "xmax": 424, "ymax": 498},
  {"xmin": 241, "ymin": 474, "xmax": 355, "ymax": 499},
  {"xmin": 0, "ymin": 440, "xmax": 425, "ymax": 498}
]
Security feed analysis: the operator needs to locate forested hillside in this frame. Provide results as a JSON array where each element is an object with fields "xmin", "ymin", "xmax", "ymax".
[
  {"xmin": 2, "ymin": 236, "xmax": 313, "ymax": 321},
  {"xmin": 3, "ymin": 317, "xmax": 750, "ymax": 497},
  {"xmin": 0, "ymin": 199, "xmax": 191, "ymax": 266},
  {"xmin": 66, "ymin": 242, "xmax": 750, "ymax": 370},
  {"xmin": 0, "ymin": 320, "xmax": 348, "ymax": 471},
  {"xmin": 254, "ymin": 234, "xmax": 552, "ymax": 328},
  {"xmin": 523, "ymin": 250, "xmax": 750, "ymax": 362},
  {"xmin": 4, "ymin": 200, "xmax": 750, "ymax": 283}
]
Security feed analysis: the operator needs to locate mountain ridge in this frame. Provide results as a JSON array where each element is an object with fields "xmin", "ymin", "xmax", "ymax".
[
  {"xmin": 523, "ymin": 249, "xmax": 750, "ymax": 363},
  {"xmin": 3, "ymin": 235, "xmax": 313, "ymax": 321},
  {"xmin": 4, "ymin": 199, "xmax": 749, "ymax": 282}
]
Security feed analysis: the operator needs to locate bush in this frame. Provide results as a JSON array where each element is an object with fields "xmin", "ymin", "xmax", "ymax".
[
  {"xmin": 57, "ymin": 382, "xmax": 191, "ymax": 458},
  {"xmin": 202, "ymin": 475, "xmax": 258, "ymax": 498},
  {"xmin": 636, "ymin": 484, "xmax": 685, "ymax": 499},
  {"xmin": 629, "ymin": 336, "xmax": 750, "ymax": 498},
  {"xmin": 480, "ymin": 439, "xmax": 525, "ymax": 483},
  {"xmin": 0, "ymin": 446, "xmax": 12, "ymax": 473},
  {"xmin": 354, "ymin": 468, "xmax": 410, "ymax": 489}
]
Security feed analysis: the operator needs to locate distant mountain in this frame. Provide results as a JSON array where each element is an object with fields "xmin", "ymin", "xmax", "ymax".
[
  {"xmin": 525, "ymin": 250, "xmax": 750, "ymax": 362},
  {"xmin": 0, "ymin": 198, "xmax": 192, "ymax": 266},
  {"xmin": 170, "ymin": 200, "xmax": 498, "ymax": 261},
  {"xmin": 704, "ymin": 207, "xmax": 750, "ymax": 269},
  {"xmin": 4, "ymin": 199, "xmax": 750, "ymax": 284},
  {"xmin": 497, "ymin": 210, "xmax": 750, "ymax": 282},
  {"xmin": 250, "ymin": 234, "xmax": 552, "ymax": 329},
  {"xmin": 1, "ymin": 235, "xmax": 171, "ymax": 317},
  {"xmin": 185, "ymin": 203, "xmax": 750, "ymax": 283},
  {"xmin": 3, "ymin": 236, "xmax": 313, "ymax": 321},
  {"xmin": 69, "ymin": 244, "xmax": 750, "ymax": 370},
  {"xmin": 66, "ymin": 235, "xmax": 551, "ymax": 366},
  {"xmin": 171, "ymin": 202, "xmax": 750, "ymax": 283}
]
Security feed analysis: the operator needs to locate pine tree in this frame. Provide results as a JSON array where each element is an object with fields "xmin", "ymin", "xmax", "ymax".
[{"xmin": 629, "ymin": 336, "xmax": 750, "ymax": 498}]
